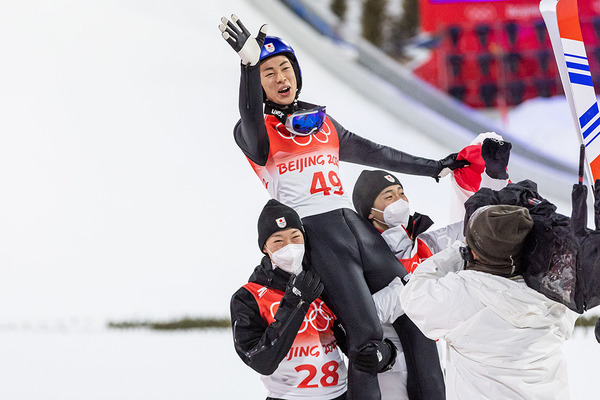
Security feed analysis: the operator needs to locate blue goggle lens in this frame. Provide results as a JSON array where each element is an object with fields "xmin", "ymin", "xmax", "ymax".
[{"xmin": 285, "ymin": 107, "xmax": 326, "ymax": 136}]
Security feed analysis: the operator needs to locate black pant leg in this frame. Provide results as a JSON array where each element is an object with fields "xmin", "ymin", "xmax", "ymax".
[
  {"xmin": 303, "ymin": 211, "xmax": 383, "ymax": 400},
  {"xmin": 342, "ymin": 209, "xmax": 407, "ymax": 291},
  {"xmin": 393, "ymin": 315, "xmax": 446, "ymax": 400},
  {"xmin": 346, "ymin": 210, "xmax": 446, "ymax": 400}
]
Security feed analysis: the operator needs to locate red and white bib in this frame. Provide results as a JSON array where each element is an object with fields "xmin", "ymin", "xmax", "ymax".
[
  {"xmin": 244, "ymin": 282, "xmax": 347, "ymax": 400},
  {"xmin": 248, "ymin": 115, "xmax": 354, "ymax": 218}
]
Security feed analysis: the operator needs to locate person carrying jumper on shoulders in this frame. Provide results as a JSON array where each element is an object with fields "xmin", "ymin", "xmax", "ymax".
[
  {"xmin": 352, "ymin": 133, "xmax": 512, "ymax": 276},
  {"xmin": 350, "ymin": 133, "xmax": 512, "ymax": 399},
  {"xmin": 230, "ymin": 199, "xmax": 397, "ymax": 400},
  {"xmin": 218, "ymin": 15, "xmax": 468, "ymax": 400}
]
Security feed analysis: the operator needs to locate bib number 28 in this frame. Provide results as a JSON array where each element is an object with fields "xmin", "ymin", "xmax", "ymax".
[
  {"xmin": 295, "ymin": 361, "xmax": 340, "ymax": 388},
  {"xmin": 310, "ymin": 171, "xmax": 344, "ymax": 196}
]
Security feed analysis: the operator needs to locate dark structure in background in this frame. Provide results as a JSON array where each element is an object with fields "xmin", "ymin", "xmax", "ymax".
[{"xmin": 414, "ymin": 0, "xmax": 600, "ymax": 108}]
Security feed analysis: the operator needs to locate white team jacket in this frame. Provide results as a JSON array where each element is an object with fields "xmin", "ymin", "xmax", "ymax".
[{"xmin": 399, "ymin": 242, "xmax": 578, "ymax": 400}]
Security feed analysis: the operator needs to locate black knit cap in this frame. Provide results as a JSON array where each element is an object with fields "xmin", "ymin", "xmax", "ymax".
[
  {"xmin": 352, "ymin": 170, "xmax": 403, "ymax": 219},
  {"xmin": 465, "ymin": 204, "xmax": 534, "ymax": 276},
  {"xmin": 257, "ymin": 199, "xmax": 305, "ymax": 253}
]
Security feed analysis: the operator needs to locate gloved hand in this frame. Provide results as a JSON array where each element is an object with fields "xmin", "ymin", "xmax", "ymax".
[
  {"xmin": 436, "ymin": 152, "xmax": 470, "ymax": 181},
  {"xmin": 481, "ymin": 137, "xmax": 511, "ymax": 179},
  {"xmin": 351, "ymin": 338, "xmax": 397, "ymax": 374},
  {"xmin": 218, "ymin": 15, "xmax": 268, "ymax": 66},
  {"xmin": 283, "ymin": 270, "xmax": 324, "ymax": 306}
]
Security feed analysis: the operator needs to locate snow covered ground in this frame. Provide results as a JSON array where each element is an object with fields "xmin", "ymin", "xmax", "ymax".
[
  {"xmin": 0, "ymin": 328, "xmax": 262, "ymax": 399},
  {"xmin": 0, "ymin": 0, "xmax": 598, "ymax": 398},
  {"xmin": 0, "ymin": 327, "xmax": 597, "ymax": 399}
]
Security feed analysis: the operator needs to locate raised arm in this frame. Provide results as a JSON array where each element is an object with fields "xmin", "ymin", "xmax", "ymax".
[
  {"xmin": 219, "ymin": 15, "xmax": 270, "ymax": 165},
  {"xmin": 234, "ymin": 63, "xmax": 270, "ymax": 165}
]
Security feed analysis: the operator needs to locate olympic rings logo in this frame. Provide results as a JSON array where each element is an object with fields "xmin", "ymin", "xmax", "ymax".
[
  {"xmin": 269, "ymin": 299, "xmax": 334, "ymax": 333},
  {"xmin": 275, "ymin": 119, "xmax": 331, "ymax": 146}
]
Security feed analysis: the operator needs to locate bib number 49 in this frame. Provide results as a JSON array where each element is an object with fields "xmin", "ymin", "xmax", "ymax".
[{"xmin": 310, "ymin": 171, "xmax": 344, "ymax": 196}]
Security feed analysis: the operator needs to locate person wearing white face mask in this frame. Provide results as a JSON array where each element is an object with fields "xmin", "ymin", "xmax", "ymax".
[
  {"xmin": 265, "ymin": 239, "xmax": 305, "ymax": 275},
  {"xmin": 230, "ymin": 199, "xmax": 397, "ymax": 400},
  {"xmin": 219, "ymin": 15, "xmax": 468, "ymax": 400},
  {"xmin": 352, "ymin": 170, "xmax": 446, "ymax": 400},
  {"xmin": 350, "ymin": 137, "xmax": 512, "ymax": 400},
  {"xmin": 353, "ymin": 136, "xmax": 512, "ymax": 276},
  {"xmin": 354, "ymin": 169, "xmax": 463, "ymax": 276}
]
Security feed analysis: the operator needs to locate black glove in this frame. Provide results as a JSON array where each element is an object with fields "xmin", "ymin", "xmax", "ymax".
[
  {"xmin": 218, "ymin": 15, "xmax": 268, "ymax": 66},
  {"xmin": 283, "ymin": 270, "xmax": 324, "ymax": 306},
  {"xmin": 595, "ymin": 317, "xmax": 600, "ymax": 344},
  {"xmin": 351, "ymin": 338, "xmax": 397, "ymax": 374},
  {"xmin": 481, "ymin": 137, "xmax": 511, "ymax": 179},
  {"xmin": 436, "ymin": 152, "xmax": 470, "ymax": 181}
]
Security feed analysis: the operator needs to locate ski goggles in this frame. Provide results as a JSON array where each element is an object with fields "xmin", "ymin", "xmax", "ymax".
[{"xmin": 284, "ymin": 106, "xmax": 326, "ymax": 136}]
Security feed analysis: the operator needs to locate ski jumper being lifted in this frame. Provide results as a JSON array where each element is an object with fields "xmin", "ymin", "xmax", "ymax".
[{"xmin": 219, "ymin": 15, "xmax": 467, "ymax": 400}]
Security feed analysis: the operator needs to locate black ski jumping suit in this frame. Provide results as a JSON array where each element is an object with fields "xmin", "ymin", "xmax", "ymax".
[{"xmin": 233, "ymin": 63, "xmax": 445, "ymax": 400}]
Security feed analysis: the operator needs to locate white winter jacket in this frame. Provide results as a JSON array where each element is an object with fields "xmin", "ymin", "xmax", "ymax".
[
  {"xmin": 400, "ymin": 242, "xmax": 578, "ymax": 400},
  {"xmin": 381, "ymin": 220, "xmax": 464, "ymax": 260}
]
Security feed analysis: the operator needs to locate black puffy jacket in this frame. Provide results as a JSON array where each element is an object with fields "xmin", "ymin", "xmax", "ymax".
[{"xmin": 230, "ymin": 257, "xmax": 346, "ymax": 375}]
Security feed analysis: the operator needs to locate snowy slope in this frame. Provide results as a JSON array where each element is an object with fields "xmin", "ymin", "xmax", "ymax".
[
  {"xmin": 0, "ymin": 0, "xmax": 463, "ymax": 323},
  {"xmin": 0, "ymin": 0, "xmax": 585, "ymax": 325},
  {"xmin": 505, "ymin": 96, "xmax": 585, "ymax": 166}
]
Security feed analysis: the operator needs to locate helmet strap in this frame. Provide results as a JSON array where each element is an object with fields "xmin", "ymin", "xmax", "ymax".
[
  {"xmin": 264, "ymin": 100, "xmax": 298, "ymax": 124},
  {"xmin": 265, "ymin": 100, "xmax": 321, "ymax": 119},
  {"xmin": 264, "ymin": 100, "xmax": 325, "ymax": 125}
]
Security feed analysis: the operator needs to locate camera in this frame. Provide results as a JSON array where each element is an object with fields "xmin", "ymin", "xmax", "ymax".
[{"xmin": 460, "ymin": 245, "xmax": 474, "ymax": 263}]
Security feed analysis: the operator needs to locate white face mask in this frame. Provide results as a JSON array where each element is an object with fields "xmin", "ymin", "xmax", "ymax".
[
  {"xmin": 372, "ymin": 198, "xmax": 410, "ymax": 228},
  {"xmin": 267, "ymin": 243, "xmax": 305, "ymax": 275}
]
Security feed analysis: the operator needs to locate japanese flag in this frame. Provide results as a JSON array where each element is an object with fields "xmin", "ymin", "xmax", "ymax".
[{"xmin": 276, "ymin": 217, "xmax": 287, "ymax": 228}]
